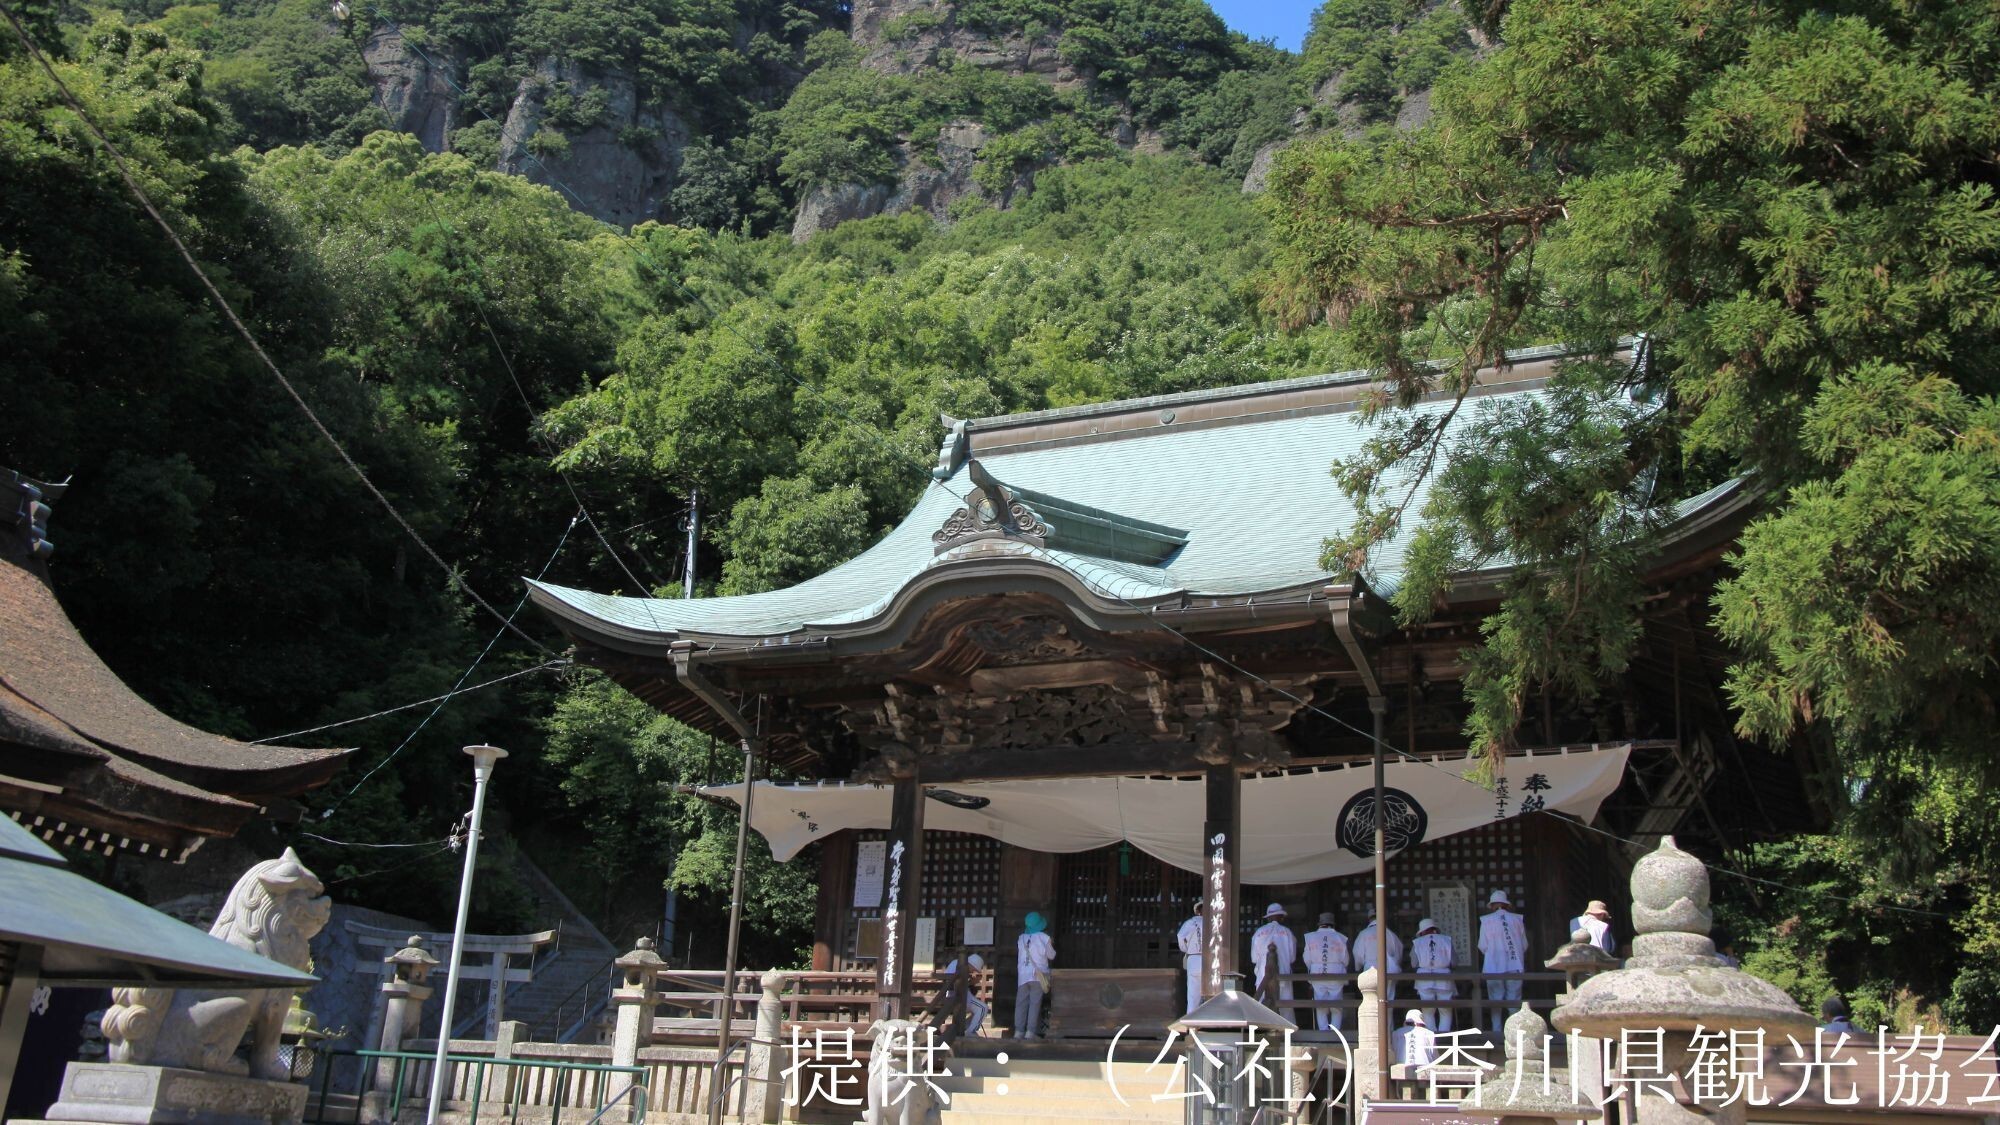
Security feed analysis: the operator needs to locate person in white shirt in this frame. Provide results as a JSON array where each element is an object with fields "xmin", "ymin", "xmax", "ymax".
[
  {"xmin": 1014, "ymin": 912, "xmax": 1055, "ymax": 1039},
  {"xmin": 1175, "ymin": 899, "xmax": 1205, "ymax": 1014},
  {"xmin": 940, "ymin": 953, "xmax": 988, "ymax": 1035},
  {"xmin": 1569, "ymin": 899, "xmax": 1616, "ymax": 956},
  {"xmin": 1408, "ymin": 916, "xmax": 1455, "ymax": 1031},
  {"xmin": 1301, "ymin": 912, "xmax": 1350, "ymax": 1031},
  {"xmin": 1249, "ymin": 902, "xmax": 1299, "ymax": 1018},
  {"xmin": 1392, "ymin": 1009, "xmax": 1436, "ymax": 1067},
  {"xmin": 1477, "ymin": 889, "xmax": 1528, "ymax": 1039},
  {"xmin": 1353, "ymin": 915, "xmax": 1403, "ymax": 1000}
]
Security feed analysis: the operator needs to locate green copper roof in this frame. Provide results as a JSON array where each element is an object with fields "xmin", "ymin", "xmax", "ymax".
[{"xmin": 528, "ymin": 343, "xmax": 1735, "ymax": 645}]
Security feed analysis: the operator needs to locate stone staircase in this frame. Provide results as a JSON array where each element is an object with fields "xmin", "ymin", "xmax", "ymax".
[
  {"xmin": 451, "ymin": 854, "xmax": 620, "ymax": 1043},
  {"xmin": 935, "ymin": 1055, "xmax": 1184, "ymax": 1125}
]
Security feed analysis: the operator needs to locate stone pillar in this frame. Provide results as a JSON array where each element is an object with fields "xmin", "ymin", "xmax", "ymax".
[
  {"xmin": 743, "ymin": 969, "xmax": 787, "ymax": 1124},
  {"xmin": 492, "ymin": 1021, "xmax": 526, "ymax": 1107},
  {"xmin": 1545, "ymin": 930, "xmax": 1619, "ymax": 1111},
  {"xmin": 877, "ymin": 771, "xmax": 927, "ymax": 1021},
  {"xmin": 1201, "ymin": 764, "xmax": 1241, "ymax": 1003},
  {"xmin": 1353, "ymin": 966, "xmax": 1383, "ymax": 1105},
  {"xmin": 607, "ymin": 937, "xmax": 664, "ymax": 1121},
  {"xmin": 486, "ymin": 952, "xmax": 510, "ymax": 1038},
  {"xmin": 1553, "ymin": 837, "xmax": 1813, "ymax": 1125},
  {"xmin": 1459, "ymin": 1002, "xmax": 1600, "ymax": 1124},
  {"xmin": 365, "ymin": 936, "xmax": 438, "ymax": 1125}
]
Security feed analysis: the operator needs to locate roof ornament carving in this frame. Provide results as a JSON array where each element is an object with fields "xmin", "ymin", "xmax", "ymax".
[
  {"xmin": 933, "ymin": 460, "xmax": 1052, "ymax": 555},
  {"xmin": 932, "ymin": 459, "xmax": 1187, "ymax": 564},
  {"xmin": 931, "ymin": 414, "xmax": 969, "ymax": 481},
  {"xmin": 6, "ymin": 469, "xmax": 65, "ymax": 562}
]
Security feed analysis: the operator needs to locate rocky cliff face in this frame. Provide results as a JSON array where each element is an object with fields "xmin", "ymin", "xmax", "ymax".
[
  {"xmin": 497, "ymin": 59, "xmax": 693, "ymax": 229},
  {"xmin": 1239, "ymin": 76, "xmax": 1443, "ymax": 194},
  {"xmin": 792, "ymin": 120, "xmax": 1005, "ymax": 242},
  {"xmin": 789, "ymin": 1, "xmax": 1091, "ymax": 239},
  {"xmin": 850, "ymin": 0, "xmax": 1082, "ymax": 87},
  {"xmin": 363, "ymin": 27, "xmax": 459, "ymax": 153}
]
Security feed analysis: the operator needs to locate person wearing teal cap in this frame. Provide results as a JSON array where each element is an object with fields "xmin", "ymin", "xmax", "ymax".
[{"xmin": 1014, "ymin": 911, "xmax": 1056, "ymax": 1038}]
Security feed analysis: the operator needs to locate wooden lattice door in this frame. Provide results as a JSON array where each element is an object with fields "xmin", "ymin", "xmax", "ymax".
[{"xmin": 1054, "ymin": 844, "xmax": 1201, "ymax": 969}]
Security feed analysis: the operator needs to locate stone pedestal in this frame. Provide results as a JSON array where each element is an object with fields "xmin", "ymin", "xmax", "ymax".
[
  {"xmin": 605, "ymin": 937, "xmax": 662, "ymax": 1122},
  {"xmin": 41, "ymin": 1062, "xmax": 307, "ymax": 1125},
  {"xmin": 1353, "ymin": 966, "xmax": 1383, "ymax": 1104},
  {"xmin": 743, "ymin": 969, "xmax": 787, "ymax": 1124}
]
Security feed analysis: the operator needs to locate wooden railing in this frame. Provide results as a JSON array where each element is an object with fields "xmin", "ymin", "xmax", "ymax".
[
  {"xmin": 644, "ymin": 969, "xmax": 980, "ymax": 1041},
  {"xmin": 1268, "ymin": 969, "xmax": 1574, "ymax": 1034}
]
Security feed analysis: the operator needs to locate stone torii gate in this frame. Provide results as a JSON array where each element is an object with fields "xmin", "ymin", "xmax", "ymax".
[{"xmin": 346, "ymin": 921, "xmax": 556, "ymax": 1045}]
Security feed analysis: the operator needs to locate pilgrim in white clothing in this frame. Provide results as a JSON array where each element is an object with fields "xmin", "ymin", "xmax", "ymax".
[
  {"xmin": 1408, "ymin": 917, "xmax": 1455, "ymax": 1031},
  {"xmin": 1569, "ymin": 899, "xmax": 1616, "ymax": 956},
  {"xmin": 1301, "ymin": 912, "xmax": 1350, "ymax": 1031},
  {"xmin": 1353, "ymin": 917, "xmax": 1403, "ymax": 1000},
  {"xmin": 1176, "ymin": 899, "xmax": 1205, "ymax": 1014},
  {"xmin": 1477, "ymin": 889, "xmax": 1528, "ymax": 1039},
  {"xmin": 1250, "ymin": 902, "xmax": 1300, "ymax": 1021}
]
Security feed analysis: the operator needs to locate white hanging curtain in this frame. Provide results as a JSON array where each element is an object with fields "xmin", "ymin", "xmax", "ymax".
[{"xmin": 699, "ymin": 744, "xmax": 1630, "ymax": 884}]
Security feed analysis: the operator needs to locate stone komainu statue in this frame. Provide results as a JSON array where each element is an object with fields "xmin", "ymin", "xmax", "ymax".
[{"xmin": 103, "ymin": 848, "xmax": 331, "ymax": 1080}]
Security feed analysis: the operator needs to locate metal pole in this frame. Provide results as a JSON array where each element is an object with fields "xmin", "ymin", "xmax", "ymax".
[
  {"xmin": 668, "ymin": 491, "xmax": 698, "ymax": 961},
  {"xmin": 1369, "ymin": 696, "xmax": 1390, "ymax": 1100},
  {"xmin": 710, "ymin": 737, "xmax": 757, "ymax": 1125},
  {"xmin": 427, "ymin": 744, "xmax": 509, "ymax": 1125},
  {"xmin": 683, "ymin": 487, "xmax": 699, "ymax": 599}
]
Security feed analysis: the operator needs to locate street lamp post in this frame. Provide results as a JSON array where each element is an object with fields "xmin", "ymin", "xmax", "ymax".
[{"xmin": 426, "ymin": 744, "xmax": 508, "ymax": 1125}]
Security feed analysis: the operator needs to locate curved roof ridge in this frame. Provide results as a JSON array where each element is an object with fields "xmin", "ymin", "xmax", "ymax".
[{"xmin": 959, "ymin": 340, "xmax": 1615, "ymax": 434}]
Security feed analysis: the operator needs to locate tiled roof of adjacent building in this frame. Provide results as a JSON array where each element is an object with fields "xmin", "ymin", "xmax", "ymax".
[{"xmin": 0, "ymin": 470, "xmax": 349, "ymax": 861}]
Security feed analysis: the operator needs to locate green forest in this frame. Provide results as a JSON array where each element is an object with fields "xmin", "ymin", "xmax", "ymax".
[{"xmin": 2, "ymin": 0, "xmax": 1996, "ymax": 1030}]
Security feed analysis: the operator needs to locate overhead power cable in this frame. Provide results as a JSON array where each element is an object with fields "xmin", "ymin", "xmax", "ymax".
[
  {"xmin": 252, "ymin": 659, "xmax": 569, "ymax": 744},
  {"xmin": 414, "ymin": 193, "xmax": 663, "ymax": 602},
  {"xmin": 309, "ymin": 510, "xmax": 582, "ymax": 815},
  {"xmin": 4, "ymin": 3, "xmax": 1932, "ymax": 920},
  {"xmin": 360, "ymin": 7, "xmax": 1945, "ymax": 918},
  {"xmin": 0, "ymin": 0, "xmax": 548, "ymax": 656}
]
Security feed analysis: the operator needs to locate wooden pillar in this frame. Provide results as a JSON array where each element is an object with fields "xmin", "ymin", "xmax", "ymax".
[
  {"xmin": 814, "ymin": 832, "xmax": 856, "ymax": 972},
  {"xmin": 1200, "ymin": 764, "xmax": 1241, "ymax": 1001},
  {"xmin": 877, "ymin": 773, "xmax": 927, "ymax": 1019}
]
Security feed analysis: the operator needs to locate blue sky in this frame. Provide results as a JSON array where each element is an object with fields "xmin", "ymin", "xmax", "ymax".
[{"xmin": 1208, "ymin": 0, "xmax": 1317, "ymax": 52}]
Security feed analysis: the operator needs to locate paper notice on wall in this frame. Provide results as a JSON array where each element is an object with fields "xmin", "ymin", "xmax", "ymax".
[
  {"xmin": 854, "ymin": 840, "xmax": 887, "ymax": 908},
  {"xmin": 913, "ymin": 916, "xmax": 937, "ymax": 973},
  {"xmin": 963, "ymin": 916, "xmax": 995, "ymax": 946}
]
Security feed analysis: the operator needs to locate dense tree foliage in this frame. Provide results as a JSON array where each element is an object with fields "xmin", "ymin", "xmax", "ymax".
[
  {"xmin": 8, "ymin": 0, "xmax": 1997, "ymax": 1024},
  {"xmin": 1, "ymin": 0, "xmax": 1336, "ymax": 959},
  {"xmin": 1264, "ymin": 0, "xmax": 2000, "ymax": 1025}
]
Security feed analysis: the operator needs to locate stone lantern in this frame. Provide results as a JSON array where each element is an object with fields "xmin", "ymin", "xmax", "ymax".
[
  {"xmin": 363, "ymin": 936, "xmax": 440, "ymax": 1125},
  {"xmin": 1546, "ymin": 930, "xmax": 1621, "ymax": 993},
  {"xmin": 606, "ymin": 936, "xmax": 666, "ymax": 1117},
  {"xmin": 1551, "ymin": 836, "xmax": 1813, "ymax": 1125},
  {"xmin": 1170, "ymin": 974, "xmax": 1298, "ymax": 1125},
  {"xmin": 1543, "ymin": 926, "xmax": 1620, "ymax": 1102},
  {"xmin": 380, "ymin": 935, "xmax": 440, "ymax": 1041},
  {"xmin": 1461, "ymin": 1003, "xmax": 1600, "ymax": 1124}
]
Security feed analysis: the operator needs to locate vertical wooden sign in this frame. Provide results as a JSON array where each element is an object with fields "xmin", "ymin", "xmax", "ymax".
[{"xmin": 1201, "ymin": 764, "xmax": 1240, "ymax": 1001}]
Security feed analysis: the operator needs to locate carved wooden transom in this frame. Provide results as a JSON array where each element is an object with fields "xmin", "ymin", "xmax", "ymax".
[{"xmin": 840, "ymin": 659, "xmax": 1327, "ymax": 780}]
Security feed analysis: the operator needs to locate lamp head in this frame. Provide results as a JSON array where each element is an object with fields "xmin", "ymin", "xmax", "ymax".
[{"xmin": 464, "ymin": 744, "xmax": 509, "ymax": 777}]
